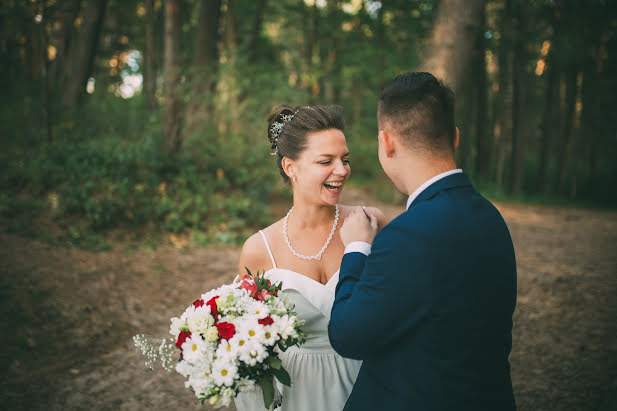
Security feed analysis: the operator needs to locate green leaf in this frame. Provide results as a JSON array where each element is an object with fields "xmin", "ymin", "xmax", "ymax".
[
  {"xmin": 268, "ymin": 356, "xmax": 282, "ymax": 370},
  {"xmin": 272, "ymin": 366, "xmax": 291, "ymax": 386},
  {"xmin": 260, "ymin": 375, "xmax": 275, "ymax": 409}
]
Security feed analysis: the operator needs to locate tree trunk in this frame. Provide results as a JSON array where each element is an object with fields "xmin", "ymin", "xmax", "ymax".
[
  {"xmin": 164, "ymin": 0, "xmax": 182, "ymax": 152},
  {"xmin": 224, "ymin": 0, "xmax": 238, "ymax": 64},
  {"xmin": 492, "ymin": 0, "xmax": 513, "ymax": 189},
  {"xmin": 62, "ymin": 0, "xmax": 107, "ymax": 108},
  {"xmin": 376, "ymin": 1, "xmax": 386, "ymax": 89},
  {"xmin": 184, "ymin": 0, "xmax": 221, "ymax": 136},
  {"xmin": 508, "ymin": 1, "xmax": 526, "ymax": 195},
  {"xmin": 36, "ymin": 0, "xmax": 52, "ymax": 142},
  {"xmin": 31, "ymin": 2, "xmax": 40, "ymax": 80},
  {"xmin": 144, "ymin": 0, "xmax": 157, "ymax": 110},
  {"xmin": 537, "ymin": 48, "xmax": 557, "ymax": 193},
  {"xmin": 194, "ymin": 0, "xmax": 222, "ymax": 69},
  {"xmin": 457, "ymin": 74, "xmax": 474, "ymax": 172},
  {"xmin": 557, "ymin": 66, "xmax": 579, "ymax": 194},
  {"xmin": 247, "ymin": 0, "xmax": 267, "ymax": 64},
  {"xmin": 474, "ymin": 6, "xmax": 490, "ymax": 179},
  {"xmin": 326, "ymin": 0, "xmax": 342, "ymax": 104},
  {"xmin": 418, "ymin": 0, "xmax": 485, "ymax": 93},
  {"xmin": 49, "ymin": 0, "xmax": 80, "ymax": 87},
  {"xmin": 308, "ymin": 2, "xmax": 320, "ymax": 101}
]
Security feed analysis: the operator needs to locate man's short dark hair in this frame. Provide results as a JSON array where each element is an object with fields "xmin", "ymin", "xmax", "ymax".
[{"xmin": 378, "ymin": 72, "xmax": 455, "ymax": 153}]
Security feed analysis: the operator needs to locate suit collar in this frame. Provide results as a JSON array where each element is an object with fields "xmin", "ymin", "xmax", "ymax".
[{"xmin": 407, "ymin": 171, "xmax": 472, "ymax": 209}]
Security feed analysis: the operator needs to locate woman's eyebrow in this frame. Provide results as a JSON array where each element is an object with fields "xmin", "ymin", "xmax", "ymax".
[{"xmin": 316, "ymin": 152, "xmax": 350, "ymax": 158}]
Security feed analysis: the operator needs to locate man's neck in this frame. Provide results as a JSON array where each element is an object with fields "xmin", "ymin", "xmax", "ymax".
[{"xmin": 400, "ymin": 155, "xmax": 458, "ymax": 196}]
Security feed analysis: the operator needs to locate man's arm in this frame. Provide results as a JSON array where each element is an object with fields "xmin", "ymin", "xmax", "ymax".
[{"xmin": 328, "ymin": 224, "xmax": 431, "ymax": 359}]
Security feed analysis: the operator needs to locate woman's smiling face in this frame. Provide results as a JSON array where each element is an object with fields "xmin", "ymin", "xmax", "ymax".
[{"xmin": 287, "ymin": 128, "xmax": 350, "ymax": 206}]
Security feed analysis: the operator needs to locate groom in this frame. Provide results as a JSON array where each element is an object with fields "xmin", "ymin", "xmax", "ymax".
[{"xmin": 328, "ymin": 72, "xmax": 517, "ymax": 410}]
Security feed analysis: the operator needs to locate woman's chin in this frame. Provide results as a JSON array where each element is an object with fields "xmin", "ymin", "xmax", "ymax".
[{"xmin": 321, "ymin": 186, "xmax": 343, "ymax": 204}]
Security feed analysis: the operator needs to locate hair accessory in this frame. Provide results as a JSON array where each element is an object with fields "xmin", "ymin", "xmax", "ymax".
[{"xmin": 269, "ymin": 113, "xmax": 295, "ymax": 156}]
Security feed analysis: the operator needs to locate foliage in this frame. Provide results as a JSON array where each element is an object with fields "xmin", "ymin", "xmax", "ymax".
[
  {"xmin": 1, "ymin": 0, "xmax": 616, "ymax": 250},
  {"xmin": 0, "ymin": 91, "xmax": 277, "ymax": 246}
]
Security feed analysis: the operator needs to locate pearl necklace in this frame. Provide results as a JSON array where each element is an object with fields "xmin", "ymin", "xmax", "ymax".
[{"xmin": 283, "ymin": 204, "xmax": 339, "ymax": 261}]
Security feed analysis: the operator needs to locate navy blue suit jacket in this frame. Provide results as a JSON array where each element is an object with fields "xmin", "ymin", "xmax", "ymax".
[{"xmin": 328, "ymin": 173, "xmax": 517, "ymax": 411}]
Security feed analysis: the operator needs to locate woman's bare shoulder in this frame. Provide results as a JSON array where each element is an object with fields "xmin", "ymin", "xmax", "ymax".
[{"xmin": 237, "ymin": 220, "xmax": 282, "ymax": 274}]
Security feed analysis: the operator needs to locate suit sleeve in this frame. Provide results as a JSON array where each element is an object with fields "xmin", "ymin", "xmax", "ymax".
[{"xmin": 328, "ymin": 223, "xmax": 431, "ymax": 359}]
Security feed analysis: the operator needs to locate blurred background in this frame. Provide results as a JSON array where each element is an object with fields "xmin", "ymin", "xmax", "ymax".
[
  {"xmin": 1, "ymin": 0, "xmax": 616, "ymax": 410},
  {"xmin": 1, "ymin": 0, "xmax": 616, "ymax": 247}
]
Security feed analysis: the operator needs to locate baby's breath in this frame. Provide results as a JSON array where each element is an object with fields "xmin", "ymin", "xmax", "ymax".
[{"xmin": 133, "ymin": 334, "xmax": 176, "ymax": 371}]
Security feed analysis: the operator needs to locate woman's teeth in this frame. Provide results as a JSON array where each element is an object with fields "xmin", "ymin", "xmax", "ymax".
[{"xmin": 324, "ymin": 182, "xmax": 343, "ymax": 191}]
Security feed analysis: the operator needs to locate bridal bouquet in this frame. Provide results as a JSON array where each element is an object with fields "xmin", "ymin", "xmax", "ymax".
[{"xmin": 134, "ymin": 269, "xmax": 305, "ymax": 409}]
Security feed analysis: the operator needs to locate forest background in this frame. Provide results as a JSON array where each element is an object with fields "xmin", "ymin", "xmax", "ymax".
[
  {"xmin": 2, "ymin": 1, "xmax": 617, "ymax": 409},
  {"xmin": 1, "ymin": 0, "xmax": 616, "ymax": 247}
]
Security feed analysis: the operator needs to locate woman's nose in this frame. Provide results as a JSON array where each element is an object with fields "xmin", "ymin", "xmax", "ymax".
[{"xmin": 334, "ymin": 160, "xmax": 347, "ymax": 175}]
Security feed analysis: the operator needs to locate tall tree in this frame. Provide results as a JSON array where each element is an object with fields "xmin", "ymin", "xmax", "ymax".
[
  {"xmin": 508, "ymin": 0, "xmax": 527, "ymax": 195},
  {"xmin": 184, "ymin": 0, "xmax": 222, "ymax": 135},
  {"xmin": 247, "ymin": 0, "xmax": 267, "ymax": 64},
  {"xmin": 164, "ymin": 0, "xmax": 182, "ymax": 152},
  {"xmin": 376, "ymin": 1, "xmax": 386, "ymax": 89},
  {"xmin": 325, "ymin": 0, "xmax": 342, "ymax": 103},
  {"xmin": 418, "ymin": 0, "xmax": 485, "ymax": 93},
  {"xmin": 492, "ymin": 0, "xmax": 514, "ymax": 189},
  {"xmin": 224, "ymin": 0, "xmax": 238, "ymax": 64},
  {"xmin": 48, "ymin": 0, "xmax": 80, "ymax": 87},
  {"xmin": 62, "ymin": 0, "xmax": 107, "ymax": 108},
  {"xmin": 537, "ymin": 42, "xmax": 558, "ymax": 193},
  {"xmin": 36, "ymin": 0, "xmax": 52, "ymax": 142},
  {"xmin": 474, "ymin": 6, "xmax": 490, "ymax": 179},
  {"xmin": 143, "ymin": 0, "xmax": 157, "ymax": 110},
  {"xmin": 557, "ymin": 66, "xmax": 579, "ymax": 194}
]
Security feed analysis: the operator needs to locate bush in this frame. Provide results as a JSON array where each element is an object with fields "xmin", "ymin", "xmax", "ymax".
[{"xmin": 0, "ymin": 93, "xmax": 277, "ymax": 246}]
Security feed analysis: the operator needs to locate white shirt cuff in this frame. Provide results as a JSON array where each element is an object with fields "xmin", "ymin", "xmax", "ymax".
[{"xmin": 344, "ymin": 241, "xmax": 372, "ymax": 256}]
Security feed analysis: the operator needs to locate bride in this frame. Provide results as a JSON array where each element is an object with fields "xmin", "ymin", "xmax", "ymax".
[{"xmin": 234, "ymin": 104, "xmax": 387, "ymax": 411}]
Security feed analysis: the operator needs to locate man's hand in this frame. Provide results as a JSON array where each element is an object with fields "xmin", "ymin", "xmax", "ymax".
[{"xmin": 340, "ymin": 207, "xmax": 379, "ymax": 247}]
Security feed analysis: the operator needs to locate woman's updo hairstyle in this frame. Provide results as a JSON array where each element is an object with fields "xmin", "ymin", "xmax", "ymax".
[{"xmin": 266, "ymin": 104, "xmax": 345, "ymax": 183}]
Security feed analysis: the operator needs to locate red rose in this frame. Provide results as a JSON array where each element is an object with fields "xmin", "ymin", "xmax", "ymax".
[
  {"xmin": 258, "ymin": 316, "xmax": 274, "ymax": 326},
  {"xmin": 215, "ymin": 322, "xmax": 236, "ymax": 340},
  {"xmin": 206, "ymin": 296, "xmax": 219, "ymax": 320},
  {"xmin": 175, "ymin": 330, "xmax": 191, "ymax": 349},
  {"xmin": 193, "ymin": 298, "xmax": 205, "ymax": 308}
]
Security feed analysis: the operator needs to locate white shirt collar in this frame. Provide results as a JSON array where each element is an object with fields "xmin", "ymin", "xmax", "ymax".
[{"xmin": 406, "ymin": 169, "xmax": 463, "ymax": 210}]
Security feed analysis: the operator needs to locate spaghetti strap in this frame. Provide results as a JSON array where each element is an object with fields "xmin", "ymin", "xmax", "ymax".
[{"xmin": 259, "ymin": 230, "xmax": 277, "ymax": 269}]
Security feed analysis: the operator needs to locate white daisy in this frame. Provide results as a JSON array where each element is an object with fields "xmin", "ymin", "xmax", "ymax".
[
  {"xmin": 216, "ymin": 338, "xmax": 238, "ymax": 360},
  {"xmin": 261, "ymin": 325, "xmax": 279, "ymax": 346},
  {"xmin": 246, "ymin": 300, "xmax": 270, "ymax": 317},
  {"xmin": 211, "ymin": 358, "xmax": 238, "ymax": 387},
  {"xmin": 238, "ymin": 340, "xmax": 267, "ymax": 366},
  {"xmin": 181, "ymin": 335, "xmax": 207, "ymax": 364},
  {"xmin": 235, "ymin": 317, "xmax": 265, "ymax": 342}
]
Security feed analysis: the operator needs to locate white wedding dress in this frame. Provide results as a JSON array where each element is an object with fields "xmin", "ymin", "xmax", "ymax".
[{"xmin": 234, "ymin": 231, "xmax": 361, "ymax": 411}]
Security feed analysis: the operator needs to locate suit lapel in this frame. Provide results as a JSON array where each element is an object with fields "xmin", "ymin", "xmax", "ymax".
[{"xmin": 408, "ymin": 172, "xmax": 473, "ymax": 209}]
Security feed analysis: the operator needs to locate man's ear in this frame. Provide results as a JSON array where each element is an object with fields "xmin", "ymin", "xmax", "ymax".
[
  {"xmin": 379, "ymin": 129, "xmax": 397, "ymax": 158},
  {"xmin": 281, "ymin": 157, "xmax": 296, "ymax": 180},
  {"xmin": 453, "ymin": 127, "xmax": 460, "ymax": 151}
]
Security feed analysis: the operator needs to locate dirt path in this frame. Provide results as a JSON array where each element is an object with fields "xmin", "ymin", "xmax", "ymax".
[{"xmin": 1, "ymin": 190, "xmax": 616, "ymax": 410}]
